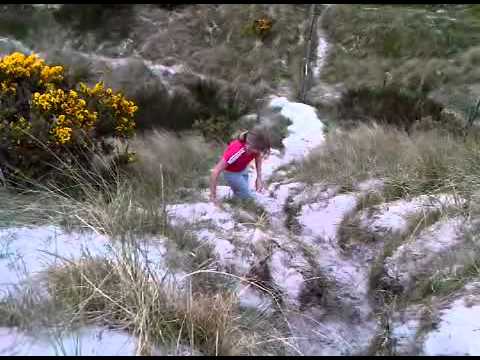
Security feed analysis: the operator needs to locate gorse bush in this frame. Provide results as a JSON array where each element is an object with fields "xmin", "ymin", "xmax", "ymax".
[
  {"xmin": 0, "ymin": 52, "xmax": 137, "ymax": 182},
  {"xmin": 241, "ymin": 16, "xmax": 274, "ymax": 40}
]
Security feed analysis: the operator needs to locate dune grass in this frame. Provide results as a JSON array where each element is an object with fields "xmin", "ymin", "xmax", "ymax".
[
  {"xmin": 43, "ymin": 246, "xmax": 294, "ymax": 356},
  {"xmin": 297, "ymin": 123, "xmax": 480, "ymax": 204}
]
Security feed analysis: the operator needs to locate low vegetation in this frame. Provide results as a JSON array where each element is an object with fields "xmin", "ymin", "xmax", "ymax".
[
  {"xmin": 0, "ymin": 247, "xmax": 289, "ymax": 356},
  {"xmin": 319, "ymin": 4, "xmax": 480, "ymax": 136},
  {"xmin": 298, "ymin": 123, "xmax": 480, "ymax": 203},
  {"xmin": 321, "ymin": 4, "xmax": 480, "ymax": 86}
]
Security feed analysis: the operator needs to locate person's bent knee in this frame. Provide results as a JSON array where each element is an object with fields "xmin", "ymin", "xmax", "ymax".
[{"xmin": 235, "ymin": 188, "xmax": 254, "ymax": 200}]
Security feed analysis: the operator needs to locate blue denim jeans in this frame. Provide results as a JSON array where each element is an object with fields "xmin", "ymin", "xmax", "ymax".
[{"xmin": 223, "ymin": 168, "xmax": 254, "ymax": 200}]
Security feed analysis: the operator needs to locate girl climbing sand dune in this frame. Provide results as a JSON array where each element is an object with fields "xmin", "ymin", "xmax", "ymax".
[{"xmin": 209, "ymin": 129, "xmax": 271, "ymax": 207}]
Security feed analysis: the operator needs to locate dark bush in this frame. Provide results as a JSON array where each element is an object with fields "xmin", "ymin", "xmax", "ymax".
[
  {"xmin": 335, "ymin": 85, "xmax": 444, "ymax": 132},
  {"xmin": 153, "ymin": 4, "xmax": 190, "ymax": 11},
  {"xmin": 185, "ymin": 77, "xmax": 255, "ymax": 141},
  {"xmin": 122, "ymin": 71, "xmax": 259, "ymax": 141},
  {"xmin": 0, "ymin": 5, "xmax": 46, "ymax": 40},
  {"xmin": 53, "ymin": 4, "xmax": 135, "ymax": 41},
  {"xmin": 133, "ymin": 83, "xmax": 201, "ymax": 132}
]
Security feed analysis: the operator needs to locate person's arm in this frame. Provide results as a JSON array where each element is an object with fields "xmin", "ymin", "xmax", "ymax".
[
  {"xmin": 210, "ymin": 158, "xmax": 227, "ymax": 205},
  {"xmin": 255, "ymin": 154, "xmax": 264, "ymax": 192}
]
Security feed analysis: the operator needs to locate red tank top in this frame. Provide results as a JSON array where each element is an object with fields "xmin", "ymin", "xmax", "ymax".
[{"xmin": 222, "ymin": 140, "xmax": 256, "ymax": 172}]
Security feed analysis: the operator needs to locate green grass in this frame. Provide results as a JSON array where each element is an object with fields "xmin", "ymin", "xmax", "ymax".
[
  {"xmin": 363, "ymin": 203, "xmax": 455, "ymax": 303},
  {"xmin": 366, "ymin": 290, "xmax": 398, "ymax": 356},
  {"xmin": 224, "ymin": 197, "xmax": 266, "ymax": 217},
  {"xmin": 337, "ymin": 190, "xmax": 386, "ymax": 251},
  {"xmin": 368, "ymin": 232, "xmax": 409, "ymax": 298},
  {"xmin": 45, "ymin": 254, "xmax": 240, "ymax": 355},
  {"xmin": 364, "ymin": 209, "xmax": 478, "ymax": 355},
  {"xmin": 338, "ymin": 190, "xmax": 456, "ymax": 255},
  {"xmin": 396, "ymin": 249, "xmax": 480, "ymax": 305},
  {"xmin": 366, "ymin": 224, "xmax": 424, "ymax": 356},
  {"xmin": 338, "ymin": 213, "xmax": 373, "ymax": 253},
  {"xmin": 323, "ymin": 4, "xmax": 480, "ymax": 67},
  {"xmin": 266, "ymin": 161, "xmax": 299, "ymax": 185},
  {"xmin": 0, "ymin": 280, "xmax": 73, "ymax": 332},
  {"xmin": 403, "ymin": 208, "xmax": 450, "ymax": 240},
  {"xmin": 332, "ymin": 86, "xmax": 443, "ymax": 131}
]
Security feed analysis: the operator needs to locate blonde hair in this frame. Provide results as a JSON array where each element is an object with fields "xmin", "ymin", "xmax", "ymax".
[{"xmin": 238, "ymin": 129, "xmax": 271, "ymax": 155}]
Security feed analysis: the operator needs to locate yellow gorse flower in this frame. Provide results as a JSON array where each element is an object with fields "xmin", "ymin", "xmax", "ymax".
[
  {"xmin": 254, "ymin": 17, "xmax": 273, "ymax": 35},
  {"xmin": 0, "ymin": 80, "xmax": 17, "ymax": 95},
  {"xmin": 78, "ymin": 81, "xmax": 137, "ymax": 137},
  {"xmin": 1, "ymin": 52, "xmax": 138, "ymax": 147},
  {"xmin": 40, "ymin": 65, "xmax": 64, "ymax": 84},
  {"xmin": 51, "ymin": 126, "xmax": 72, "ymax": 144},
  {"xmin": 33, "ymin": 87, "xmax": 98, "ymax": 127},
  {"xmin": 0, "ymin": 52, "xmax": 64, "ymax": 84},
  {"xmin": 32, "ymin": 86, "xmax": 98, "ymax": 145}
]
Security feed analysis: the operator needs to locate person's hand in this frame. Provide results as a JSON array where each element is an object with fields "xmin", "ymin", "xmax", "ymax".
[
  {"xmin": 255, "ymin": 178, "xmax": 264, "ymax": 192},
  {"xmin": 210, "ymin": 193, "xmax": 222, "ymax": 208}
]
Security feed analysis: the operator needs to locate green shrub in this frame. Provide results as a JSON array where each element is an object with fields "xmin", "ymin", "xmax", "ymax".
[
  {"xmin": 185, "ymin": 77, "xmax": 254, "ymax": 142},
  {"xmin": 193, "ymin": 115, "xmax": 233, "ymax": 142}
]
